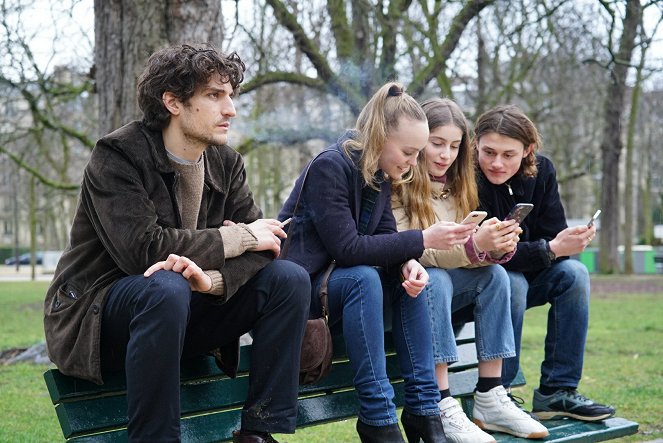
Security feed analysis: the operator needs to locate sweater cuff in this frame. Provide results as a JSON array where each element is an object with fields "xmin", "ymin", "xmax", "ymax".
[
  {"xmin": 464, "ymin": 234, "xmax": 487, "ymax": 264},
  {"xmin": 487, "ymin": 248, "xmax": 516, "ymax": 264},
  {"xmin": 219, "ymin": 224, "xmax": 259, "ymax": 258},
  {"xmin": 202, "ymin": 270, "xmax": 226, "ymax": 296}
]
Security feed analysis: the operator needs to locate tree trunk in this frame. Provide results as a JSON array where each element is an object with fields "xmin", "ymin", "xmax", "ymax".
[
  {"xmin": 94, "ymin": 0, "xmax": 223, "ymax": 136},
  {"xmin": 598, "ymin": 0, "xmax": 641, "ymax": 274},
  {"xmin": 623, "ymin": 41, "xmax": 647, "ymax": 274}
]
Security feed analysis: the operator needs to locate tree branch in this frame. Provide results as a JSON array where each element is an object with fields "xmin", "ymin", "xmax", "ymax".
[{"xmin": 0, "ymin": 145, "xmax": 79, "ymax": 191}]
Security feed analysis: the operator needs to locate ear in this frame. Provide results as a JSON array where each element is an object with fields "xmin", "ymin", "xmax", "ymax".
[
  {"xmin": 523, "ymin": 143, "xmax": 535, "ymax": 158},
  {"xmin": 162, "ymin": 92, "xmax": 182, "ymax": 116}
]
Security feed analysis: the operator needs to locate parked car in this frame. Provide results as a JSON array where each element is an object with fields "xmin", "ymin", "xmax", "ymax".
[{"xmin": 4, "ymin": 252, "xmax": 43, "ymax": 265}]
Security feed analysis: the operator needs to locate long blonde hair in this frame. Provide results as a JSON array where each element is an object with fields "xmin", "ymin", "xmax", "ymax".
[
  {"xmin": 394, "ymin": 98, "xmax": 477, "ymax": 229},
  {"xmin": 344, "ymin": 82, "xmax": 427, "ymax": 189}
]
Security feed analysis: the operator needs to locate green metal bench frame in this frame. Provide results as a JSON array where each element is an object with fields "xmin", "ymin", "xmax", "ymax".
[{"xmin": 44, "ymin": 327, "xmax": 638, "ymax": 442}]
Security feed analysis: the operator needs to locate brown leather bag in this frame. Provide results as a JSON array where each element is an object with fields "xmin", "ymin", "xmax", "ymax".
[
  {"xmin": 298, "ymin": 261, "xmax": 334, "ymax": 385},
  {"xmin": 281, "ymin": 151, "xmax": 336, "ymax": 385},
  {"xmin": 299, "ymin": 262, "xmax": 336, "ymax": 385}
]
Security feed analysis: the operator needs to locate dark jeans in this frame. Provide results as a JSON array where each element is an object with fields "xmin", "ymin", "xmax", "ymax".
[{"xmin": 100, "ymin": 260, "xmax": 310, "ymax": 442}]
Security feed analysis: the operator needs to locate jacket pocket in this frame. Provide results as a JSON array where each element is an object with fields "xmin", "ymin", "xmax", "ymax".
[{"xmin": 51, "ymin": 283, "xmax": 82, "ymax": 312}]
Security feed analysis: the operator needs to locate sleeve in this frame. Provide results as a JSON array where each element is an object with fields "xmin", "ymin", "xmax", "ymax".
[
  {"xmin": 305, "ymin": 153, "xmax": 424, "ymax": 268},
  {"xmin": 218, "ymin": 224, "xmax": 258, "ymax": 259},
  {"xmin": 392, "ymin": 196, "xmax": 477, "ymax": 269},
  {"xmin": 80, "ymin": 141, "xmax": 226, "ymax": 275},
  {"xmin": 502, "ymin": 162, "xmax": 568, "ymax": 273}
]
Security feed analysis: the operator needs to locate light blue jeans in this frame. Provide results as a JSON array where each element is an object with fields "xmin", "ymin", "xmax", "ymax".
[
  {"xmin": 424, "ymin": 266, "xmax": 515, "ymax": 364},
  {"xmin": 503, "ymin": 259, "xmax": 590, "ymax": 388},
  {"xmin": 312, "ymin": 265, "xmax": 440, "ymax": 426}
]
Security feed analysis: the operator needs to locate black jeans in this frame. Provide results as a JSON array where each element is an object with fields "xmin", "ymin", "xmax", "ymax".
[{"xmin": 100, "ymin": 260, "xmax": 310, "ymax": 442}]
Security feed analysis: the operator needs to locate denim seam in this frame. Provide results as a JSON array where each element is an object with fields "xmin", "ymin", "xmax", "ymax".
[{"xmin": 331, "ymin": 273, "xmax": 397, "ymax": 427}]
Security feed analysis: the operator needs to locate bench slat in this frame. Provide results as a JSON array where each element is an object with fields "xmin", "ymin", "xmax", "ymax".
[{"xmin": 492, "ymin": 417, "xmax": 639, "ymax": 443}]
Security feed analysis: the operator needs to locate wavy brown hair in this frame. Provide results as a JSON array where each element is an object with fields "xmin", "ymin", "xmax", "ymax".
[
  {"xmin": 473, "ymin": 105, "xmax": 541, "ymax": 177},
  {"xmin": 137, "ymin": 44, "xmax": 246, "ymax": 130},
  {"xmin": 394, "ymin": 98, "xmax": 476, "ymax": 229},
  {"xmin": 343, "ymin": 82, "xmax": 427, "ymax": 189}
]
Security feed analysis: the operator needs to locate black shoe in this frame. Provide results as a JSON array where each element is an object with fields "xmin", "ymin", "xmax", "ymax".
[
  {"xmin": 400, "ymin": 410, "xmax": 448, "ymax": 443},
  {"xmin": 356, "ymin": 420, "xmax": 405, "ymax": 443},
  {"xmin": 532, "ymin": 388, "xmax": 616, "ymax": 421},
  {"xmin": 232, "ymin": 429, "xmax": 279, "ymax": 443}
]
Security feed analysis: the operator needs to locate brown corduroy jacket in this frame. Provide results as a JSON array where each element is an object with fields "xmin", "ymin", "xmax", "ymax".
[{"xmin": 44, "ymin": 121, "xmax": 271, "ymax": 384}]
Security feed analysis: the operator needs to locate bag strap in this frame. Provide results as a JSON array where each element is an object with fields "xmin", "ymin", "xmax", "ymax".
[
  {"xmin": 280, "ymin": 149, "xmax": 334, "ymax": 259},
  {"xmin": 279, "ymin": 149, "xmax": 338, "ymax": 316}
]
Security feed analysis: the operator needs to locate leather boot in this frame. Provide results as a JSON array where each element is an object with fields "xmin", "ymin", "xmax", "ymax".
[
  {"xmin": 232, "ymin": 430, "xmax": 279, "ymax": 443},
  {"xmin": 400, "ymin": 410, "xmax": 448, "ymax": 443},
  {"xmin": 356, "ymin": 420, "xmax": 406, "ymax": 443}
]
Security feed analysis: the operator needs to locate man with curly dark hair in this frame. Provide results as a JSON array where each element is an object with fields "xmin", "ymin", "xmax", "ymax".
[{"xmin": 44, "ymin": 44, "xmax": 310, "ymax": 443}]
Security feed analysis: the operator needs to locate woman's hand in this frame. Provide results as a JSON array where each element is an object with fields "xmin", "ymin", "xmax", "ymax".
[
  {"xmin": 474, "ymin": 217, "xmax": 521, "ymax": 254},
  {"xmin": 422, "ymin": 221, "xmax": 475, "ymax": 250},
  {"xmin": 144, "ymin": 253, "xmax": 212, "ymax": 292},
  {"xmin": 401, "ymin": 259, "xmax": 429, "ymax": 298}
]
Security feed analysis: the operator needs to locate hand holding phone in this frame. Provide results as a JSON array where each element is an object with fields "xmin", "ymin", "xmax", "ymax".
[
  {"xmin": 461, "ymin": 211, "xmax": 488, "ymax": 225},
  {"xmin": 587, "ymin": 210, "xmax": 601, "ymax": 227},
  {"xmin": 505, "ymin": 203, "xmax": 533, "ymax": 224}
]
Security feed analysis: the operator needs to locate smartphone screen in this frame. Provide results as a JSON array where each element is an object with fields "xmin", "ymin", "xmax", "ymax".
[{"xmin": 504, "ymin": 203, "xmax": 533, "ymax": 224}]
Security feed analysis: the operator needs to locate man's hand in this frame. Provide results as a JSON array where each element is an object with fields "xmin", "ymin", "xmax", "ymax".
[
  {"xmin": 144, "ymin": 254, "xmax": 212, "ymax": 292},
  {"xmin": 422, "ymin": 221, "xmax": 475, "ymax": 250},
  {"xmin": 549, "ymin": 224, "xmax": 596, "ymax": 258},
  {"xmin": 401, "ymin": 259, "xmax": 429, "ymax": 298},
  {"xmin": 246, "ymin": 219, "xmax": 287, "ymax": 256}
]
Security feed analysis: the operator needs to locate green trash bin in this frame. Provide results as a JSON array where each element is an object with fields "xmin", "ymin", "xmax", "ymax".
[{"xmin": 577, "ymin": 248, "xmax": 597, "ymax": 273}]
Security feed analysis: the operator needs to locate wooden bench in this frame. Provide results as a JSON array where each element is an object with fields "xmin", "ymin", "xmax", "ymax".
[{"xmin": 44, "ymin": 324, "xmax": 638, "ymax": 442}]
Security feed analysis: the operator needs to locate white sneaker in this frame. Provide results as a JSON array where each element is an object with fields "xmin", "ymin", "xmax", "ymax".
[
  {"xmin": 473, "ymin": 386, "xmax": 549, "ymax": 439},
  {"xmin": 438, "ymin": 397, "xmax": 495, "ymax": 443}
]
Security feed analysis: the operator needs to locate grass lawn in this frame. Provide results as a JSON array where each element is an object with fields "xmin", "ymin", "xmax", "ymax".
[{"xmin": 0, "ymin": 276, "xmax": 661, "ymax": 442}]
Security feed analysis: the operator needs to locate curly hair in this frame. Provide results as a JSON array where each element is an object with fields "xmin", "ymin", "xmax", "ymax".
[
  {"xmin": 343, "ymin": 82, "xmax": 427, "ymax": 189},
  {"xmin": 137, "ymin": 44, "xmax": 246, "ymax": 130},
  {"xmin": 473, "ymin": 105, "xmax": 541, "ymax": 177}
]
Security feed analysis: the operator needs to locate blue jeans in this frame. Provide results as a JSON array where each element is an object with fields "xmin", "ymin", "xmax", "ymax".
[
  {"xmin": 101, "ymin": 261, "xmax": 310, "ymax": 441},
  {"xmin": 313, "ymin": 265, "xmax": 440, "ymax": 426},
  {"xmin": 503, "ymin": 259, "xmax": 589, "ymax": 388},
  {"xmin": 425, "ymin": 266, "xmax": 515, "ymax": 364}
]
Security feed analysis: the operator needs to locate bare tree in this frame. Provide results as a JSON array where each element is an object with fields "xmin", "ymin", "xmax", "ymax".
[
  {"xmin": 597, "ymin": 0, "xmax": 641, "ymax": 273},
  {"xmin": 94, "ymin": 0, "xmax": 224, "ymax": 135}
]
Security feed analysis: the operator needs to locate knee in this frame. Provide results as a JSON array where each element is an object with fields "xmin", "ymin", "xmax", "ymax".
[
  {"xmin": 561, "ymin": 259, "xmax": 590, "ymax": 286},
  {"xmin": 507, "ymin": 271, "xmax": 528, "ymax": 314},
  {"xmin": 555, "ymin": 260, "xmax": 590, "ymax": 305},
  {"xmin": 482, "ymin": 265, "xmax": 510, "ymax": 297},
  {"xmin": 424, "ymin": 268, "xmax": 452, "ymax": 301},
  {"xmin": 264, "ymin": 260, "xmax": 311, "ymax": 306},
  {"xmin": 142, "ymin": 270, "xmax": 191, "ymax": 321}
]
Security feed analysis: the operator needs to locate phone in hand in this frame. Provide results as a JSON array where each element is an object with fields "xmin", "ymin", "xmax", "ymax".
[
  {"xmin": 504, "ymin": 203, "xmax": 533, "ymax": 224},
  {"xmin": 461, "ymin": 211, "xmax": 488, "ymax": 225},
  {"xmin": 587, "ymin": 210, "xmax": 601, "ymax": 227}
]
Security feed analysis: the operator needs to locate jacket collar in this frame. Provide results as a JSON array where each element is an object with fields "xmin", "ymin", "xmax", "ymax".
[{"xmin": 139, "ymin": 121, "xmax": 226, "ymax": 194}]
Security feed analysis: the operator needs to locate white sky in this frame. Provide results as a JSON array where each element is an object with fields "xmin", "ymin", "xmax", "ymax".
[{"xmin": 7, "ymin": 0, "xmax": 663, "ymax": 88}]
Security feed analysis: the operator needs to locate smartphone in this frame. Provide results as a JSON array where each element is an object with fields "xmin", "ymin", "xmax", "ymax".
[
  {"xmin": 504, "ymin": 203, "xmax": 534, "ymax": 224},
  {"xmin": 461, "ymin": 211, "xmax": 488, "ymax": 225},
  {"xmin": 587, "ymin": 209, "xmax": 601, "ymax": 227}
]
